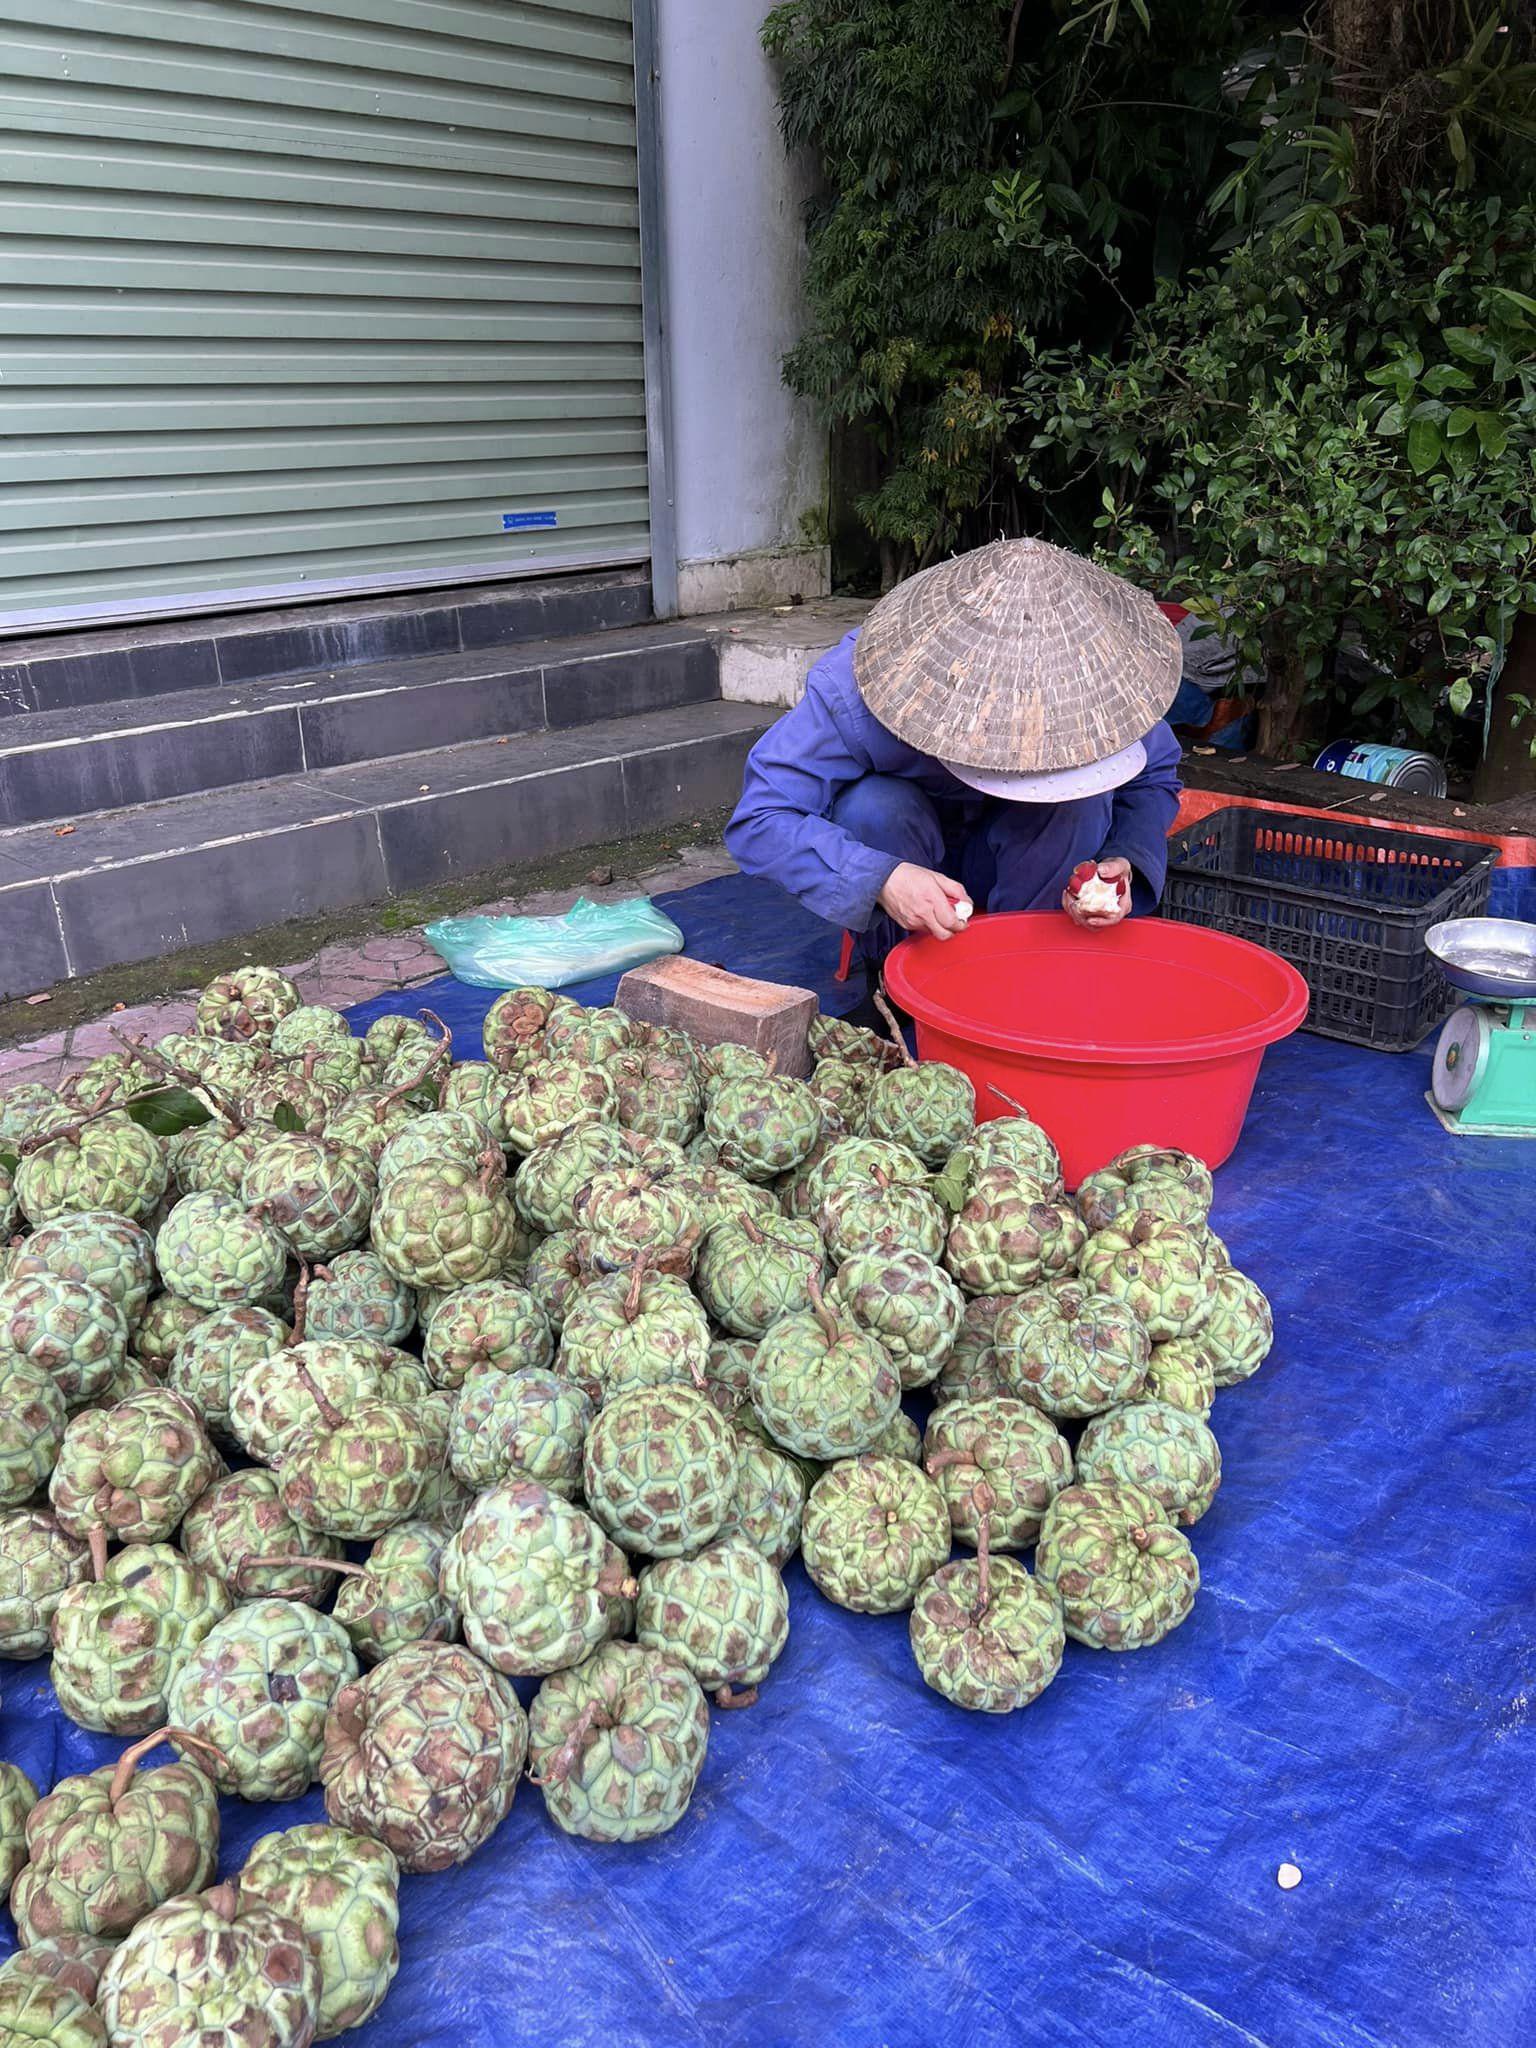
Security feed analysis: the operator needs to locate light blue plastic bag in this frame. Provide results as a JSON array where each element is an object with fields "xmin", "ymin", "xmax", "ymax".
[{"xmin": 424, "ymin": 896, "xmax": 686, "ymax": 991}]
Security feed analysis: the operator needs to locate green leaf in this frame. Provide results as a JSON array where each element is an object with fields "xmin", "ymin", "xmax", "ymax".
[
  {"xmin": 1442, "ymin": 327, "xmax": 1492, "ymax": 363},
  {"xmin": 0, "ymin": 1147, "xmax": 18, "ymax": 1177},
  {"xmin": 1475, "ymin": 413, "xmax": 1510, "ymax": 458},
  {"xmin": 1407, "ymin": 418, "xmax": 1442, "ymax": 475},
  {"xmin": 272, "ymin": 1101, "xmax": 305, "ymax": 1135},
  {"xmin": 1422, "ymin": 365, "xmax": 1475, "ymax": 395},
  {"xmin": 1445, "ymin": 408, "xmax": 1476, "ymax": 439},
  {"xmin": 1448, "ymin": 679, "xmax": 1474, "ymax": 716},
  {"xmin": 1426, "ymin": 586, "xmax": 1452, "ymax": 617},
  {"xmin": 1494, "ymin": 287, "xmax": 1536, "ymax": 321},
  {"xmin": 124, "ymin": 1087, "xmax": 213, "ymax": 1138}
]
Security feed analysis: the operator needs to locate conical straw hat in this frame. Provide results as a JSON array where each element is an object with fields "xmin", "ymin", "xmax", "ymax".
[{"xmin": 852, "ymin": 538, "xmax": 1181, "ymax": 773}]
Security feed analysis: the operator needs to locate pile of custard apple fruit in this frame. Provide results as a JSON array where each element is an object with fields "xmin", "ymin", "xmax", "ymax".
[{"xmin": 0, "ymin": 965, "xmax": 1273, "ymax": 2044}]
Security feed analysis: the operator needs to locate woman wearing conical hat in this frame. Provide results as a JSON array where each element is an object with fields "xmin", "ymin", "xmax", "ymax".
[{"xmin": 725, "ymin": 539, "xmax": 1183, "ymax": 985}]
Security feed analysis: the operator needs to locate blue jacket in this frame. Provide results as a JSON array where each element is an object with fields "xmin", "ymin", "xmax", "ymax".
[{"xmin": 725, "ymin": 629, "xmax": 1183, "ymax": 931}]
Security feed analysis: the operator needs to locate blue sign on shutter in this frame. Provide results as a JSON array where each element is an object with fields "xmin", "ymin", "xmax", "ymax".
[{"xmin": 502, "ymin": 511, "xmax": 559, "ymax": 531}]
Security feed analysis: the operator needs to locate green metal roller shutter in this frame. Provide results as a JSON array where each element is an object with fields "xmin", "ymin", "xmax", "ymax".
[{"xmin": 0, "ymin": 0, "xmax": 651, "ymax": 630}]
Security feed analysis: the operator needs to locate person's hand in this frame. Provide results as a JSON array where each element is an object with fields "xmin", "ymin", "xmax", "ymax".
[
  {"xmin": 878, "ymin": 862, "xmax": 972, "ymax": 940},
  {"xmin": 1063, "ymin": 857, "xmax": 1133, "ymax": 929}
]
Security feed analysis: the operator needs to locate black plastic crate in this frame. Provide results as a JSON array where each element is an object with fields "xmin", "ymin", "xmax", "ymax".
[{"xmin": 1163, "ymin": 805, "xmax": 1494, "ymax": 1050}]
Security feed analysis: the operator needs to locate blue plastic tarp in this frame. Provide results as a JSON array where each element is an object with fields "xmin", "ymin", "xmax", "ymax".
[{"xmin": 4, "ymin": 871, "xmax": 1534, "ymax": 2048}]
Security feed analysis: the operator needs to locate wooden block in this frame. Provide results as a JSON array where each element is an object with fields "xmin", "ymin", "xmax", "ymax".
[{"xmin": 616, "ymin": 956, "xmax": 817, "ymax": 1076}]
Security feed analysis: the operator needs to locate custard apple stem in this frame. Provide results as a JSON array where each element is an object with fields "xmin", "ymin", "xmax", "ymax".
[
  {"xmin": 986, "ymin": 1085, "xmax": 1030, "ymax": 1119},
  {"xmin": 205, "ymin": 1880, "xmax": 240, "ymax": 1923},
  {"xmin": 109, "ymin": 1725, "xmax": 228, "ymax": 1804},
  {"xmin": 872, "ymin": 991, "xmax": 917, "ymax": 1069},
  {"xmin": 596, "ymin": 1556, "xmax": 640, "ymax": 1602},
  {"xmin": 87, "ymin": 1525, "xmax": 109, "ymax": 1581},
  {"xmin": 20, "ymin": 1080, "xmax": 124, "ymax": 1155},
  {"xmin": 714, "ymin": 1684, "xmax": 759, "ymax": 1711},
  {"xmin": 291, "ymin": 1355, "xmax": 345, "ymax": 1433},
  {"xmin": 623, "ymin": 1252, "xmax": 651, "ymax": 1324},
  {"xmin": 531, "ymin": 1700, "xmax": 610, "ymax": 1787},
  {"xmin": 804, "ymin": 1272, "xmax": 841, "ymax": 1346},
  {"xmin": 972, "ymin": 1481, "xmax": 998, "ymax": 1619},
  {"xmin": 236, "ymin": 1554, "xmax": 361, "ymax": 1590},
  {"xmin": 289, "ymin": 1265, "xmax": 311, "ymax": 1347}
]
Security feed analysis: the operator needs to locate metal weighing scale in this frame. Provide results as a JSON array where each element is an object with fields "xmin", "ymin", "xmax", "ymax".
[{"xmin": 1426, "ymin": 917, "xmax": 1536, "ymax": 1137}]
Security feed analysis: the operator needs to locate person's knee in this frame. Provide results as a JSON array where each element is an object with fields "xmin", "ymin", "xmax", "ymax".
[{"xmin": 830, "ymin": 776, "xmax": 944, "ymax": 866}]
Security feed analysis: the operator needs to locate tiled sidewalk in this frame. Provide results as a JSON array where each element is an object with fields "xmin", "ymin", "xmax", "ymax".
[{"xmin": 0, "ymin": 846, "xmax": 736, "ymax": 1091}]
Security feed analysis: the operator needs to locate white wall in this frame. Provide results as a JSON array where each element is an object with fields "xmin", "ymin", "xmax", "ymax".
[{"xmin": 654, "ymin": 1, "xmax": 830, "ymax": 613}]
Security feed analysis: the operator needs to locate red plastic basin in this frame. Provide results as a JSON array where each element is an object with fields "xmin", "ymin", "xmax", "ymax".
[{"xmin": 884, "ymin": 912, "xmax": 1309, "ymax": 1189}]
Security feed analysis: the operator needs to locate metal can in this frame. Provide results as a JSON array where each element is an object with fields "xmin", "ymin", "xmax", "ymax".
[{"xmin": 1313, "ymin": 740, "xmax": 1447, "ymax": 797}]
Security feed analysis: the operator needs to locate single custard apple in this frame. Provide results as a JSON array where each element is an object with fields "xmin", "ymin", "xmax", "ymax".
[
  {"xmin": 924, "ymin": 1397, "xmax": 1074, "ymax": 1551},
  {"xmin": 442, "ymin": 1480, "xmax": 633, "ymax": 1677},
  {"xmin": 448, "ymin": 1365, "xmax": 592, "ymax": 1497},
  {"xmin": 702, "ymin": 1337, "xmax": 757, "ymax": 1419},
  {"xmin": 748, "ymin": 1287, "xmax": 900, "ymax": 1462},
  {"xmin": 169, "ymin": 1306, "xmax": 290, "ymax": 1440},
  {"xmin": 807, "ymin": 1058, "xmax": 873, "ymax": 1140},
  {"xmin": 155, "ymin": 1193, "xmax": 289, "ymax": 1312},
  {"xmin": 1076, "ymin": 1144, "xmax": 1213, "ymax": 1234},
  {"xmin": 422, "ymin": 1278, "xmax": 553, "ymax": 1390},
  {"xmin": 228, "ymin": 1338, "xmax": 392, "ymax": 1469},
  {"xmin": 724, "ymin": 1421, "xmax": 807, "ymax": 1568},
  {"xmin": 992, "ymin": 1279, "xmax": 1151, "ymax": 1420},
  {"xmin": 808, "ymin": 1011, "xmax": 899, "ymax": 1070},
  {"xmin": 828, "ymin": 1247, "xmax": 963, "ymax": 1390},
  {"xmin": 8, "ymin": 1211, "xmax": 154, "ymax": 1323},
  {"xmin": 557, "ymin": 1265, "xmax": 710, "ymax": 1406},
  {"xmin": 195, "ymin": 966, "xmax": 302, "ymax": 1042},
  {"xmin": 304, "ymin": 1252, "xmax": 417, "ymax": 1348},
  {"xmin": 910, "ymin": 1540, "xmax": 1065, "ymax": 1713},
  {"xmin": 369, "ymin": 1154, "xmax": 515, "ymax": 1290},
  {"xmin": 945, "ymin": 1172, "xmax": 1087, "ymax": 1296},
  {"xmin": 512, "ymin": 1122, "xmax": 633, "ymax": 1235},
  {"xmin": 1, "ymin": 1760, "xmax": 37, "ymax": 1897},
  {"xmin": 440, "ymin": 1061, "xmax": 516, "ymax": 1148},
  {"xmin": 1077, "ymin": 1214, "xmax": 1217, "ymax": 1342},
  {"xmin": 502, "ymin": 1057, "xmax": 618, "ymax": 1155},
  {"xmin": 50, "ymin": 1389, "xmax": 221, "ymax": 1547},
  {"xmin": 543, "ymin": 1005, "xmax": 634, "ymax": 1064},
  {"xmin": 278, "ymin": 1380, "xmax": 431, "ymax": 1543},
  {"xmin": 239, "ymin": 1824, "xmax": 400, "ymax": 2042},
  {"xmin": 134, "ymin": 1294, "xmax": 210, "ymax": 1377},
  {"xmin": 703, "ymin": 1070, "xmax": 823, "ymax": 1183},
  {"xmin": 0, "ymin": 1507, "xmax": 91, "ymax": 1659},
  {"xmin": 0, "ymin": 1273, "xmax": 128, "ymax": 1407},
  {"xmin": 867, "ymin": 1405, "xmax": 923, "ymax": 1463},
  {"xmin": 931, "ymin": 1296, "xmax": 1011, "ymax": 1407},
  {"xmin": 1075, "ymin": 1399, "xmax": 1221, "ymax": 1525},
  {"xmin": 528, "ymin": 1640, "xmax": 709, "ymax": 1844},
  {"xmin": 575, "ymin": 1164, "xmax": 703, "ymax": 1278},
  {"xmin": 608, "ymin": 1046, "xmax": 703, "ymax": 1146},
  {"xmin": 521, "ymin": 1230, "xmax": 588, "ymax": 1333},
  {"xmin": 819, "ymin": 1175, "xmax": 948, "ymax": 1264},
  {"xmin": 98, "ymin": 1879, "xmax": 320, "ymax": 2048},
  {"xmin": 11, "ymin": 1730, "xmax": 221, "ymax": 1946},
  {"xmin": 0, "ymin": 1080, "xmax": 63, "ymax": 1147},
  {"xmin": 375, "ymin": 1109, "xmax": 493, "ymax": 1189},
  {"xmin": 15, "ymin": 1115, "xmax": 168, "ymax": 1228},
  {"xmin": 482, "ymin": 987, "xmax": 577, "ymax": 1071},
  {"xmin": 241, "ymin": 1135, "xmax": 376, "ymax": 1261},
  {"xmin": 801, "ymin": 1455, "xmax": 950, "ymax": 1614},
  {"xmin": 321, "ymin": 1641, "xmax": 528, "ymax": 1873},
  {"xmin": 1142, "ymin": 1335, "xmax": 1217, "ymax": 1417},
  {"xmin": 932, "ymin": 1114, "xmax": 1064, "ymax": 1211},
  {"xmin": 182, "ymin": 1468, "xmax": 344, "ymax": 1605},
  {"xmin": 1034, "ymin": 1480, "xmax": 1199, "ymax": 1649},
  {"xmin": 52, "ymin": 1542, "xmax": 232, "ymax": 1736},
  {"xmin": 860, "ymin": 1017, "xmax": 975, "ymax": 1168},
  {"xmin": 582, "ymin": 1384, "xmax": 737, "ymax": 1559},
  {"xmin": 1, "ymin": 1357, "xmax": 67, "ymax": 1509},
  {"xmin": 327, "ymin": 1521, "xmax": 457, "ymax": 1667},
  {"xmin": 636, "ymin": 1534, "xmax": 790, "ymax": 1705},
  {"xmin": 167, "ymin": 1598, "xmax": 359, "ymax": 1800},
  {"xmin": 0, "ymin": 1939, "xmax": 110, "ymax": 2048},
  {"xmin": 693, "ymin": 1211, "xmax": 825, "ymax": 1339},
  {"xmin": 1200, "ymin": 1268, "xmax": 1275, "ymax": 1385}
]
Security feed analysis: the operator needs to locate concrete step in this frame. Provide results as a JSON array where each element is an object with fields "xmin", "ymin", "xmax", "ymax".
[
  {"xmin": 0, "ymin": 567, "xmax": 651, "ymax": 719},
  {"xmin": 0, "ymin": 622, "xmax": 717, "ymax": 830},
  {"xmin": 0, "ymin": 701, "xmax": 774, "ymax": 999}
]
